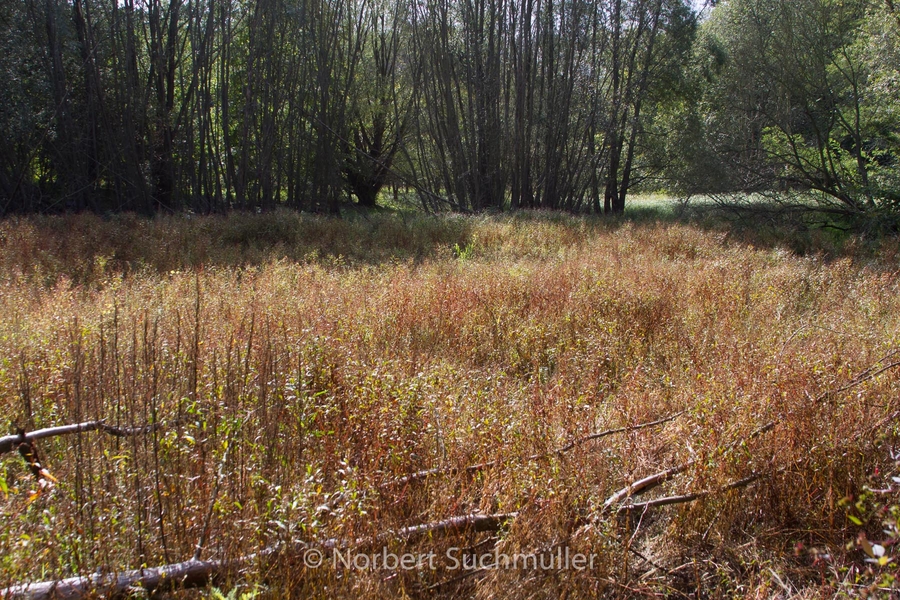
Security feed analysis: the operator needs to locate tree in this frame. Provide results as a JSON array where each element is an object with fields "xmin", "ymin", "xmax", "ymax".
[
  {"xmin": 343, "ymin": 2, "xmax": 414, "ymax": 207},
  {"xmin": 598, "ymin": 0, "xmax": 695, "ymax": 213},
  {"xmin": 0, "ymin": 0, "xmax": 703, "ymax": 216},
  {"xmin": 684, "ymin": 0, "xmax": 900, "ymax": 212}
]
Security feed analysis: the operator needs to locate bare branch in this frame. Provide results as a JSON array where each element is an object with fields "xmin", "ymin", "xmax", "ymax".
[
  {"xmin": 0, "ymin": 421, "xmax": 167, "ymax": 456},
  {"xmin": 617, "ymin": 473, "xmax": 764, "ymax": 514},
  {"xmin": 816, "ymin": 349, "xmax": 900, "ymax": 404},
  {"xmin": 383, "ymin": 512, "xmax": 518, "ymax": 544},
  {"xmin": 603, "ymin": 463, "xmax": 690, "ymax": 510},
  {"xmin": 1, "ymin": 512, "xmax": 517, "ymax": 600},
  {"xmin": 554, "ymin": 411, "xmax": 686, "ymax": 454},
  {"xmin": 602, "ymin": 422, "xmax": 775, "ymax": 511},
  {"xmin": 0, "ymin": 555, "xmax": 237, "ymax": 600}
]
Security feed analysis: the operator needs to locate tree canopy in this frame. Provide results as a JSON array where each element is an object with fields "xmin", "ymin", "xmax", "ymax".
[{"xmin": 0, "ymin": 0, "xmax": 896, "ymax": 215}]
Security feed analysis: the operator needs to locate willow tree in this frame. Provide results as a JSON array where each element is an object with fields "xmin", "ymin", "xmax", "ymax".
[
  {"xmin": 343, "ymin": 0, "xmax": 416, "ymax": 207},
  {"xmin": 686, "ymin": 0, "xmax": 900, "ymax": 212}
]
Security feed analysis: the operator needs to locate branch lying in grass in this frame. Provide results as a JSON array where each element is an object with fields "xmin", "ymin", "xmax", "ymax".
[
  {"xmin": 425, "ymin": 472, "xmax": 765, "ymax": 592},
  {"xmin": 396, "ymin": 350, "xmax": 894, "ymax": 493},
  {"xmin": 554, "ymin": 411, "xmax": 687, "ymax": 454},
  {"xmin": 390, "ymin": 411, "xmax": 686, "ymax": 487},
  {"xmin": 603, "ymin": 464, "xmax": 690, "ymax": 511},
  {"xmin": 602, "ymin": 421, "xmax": 775, "ymax": 511},
  {"xmin": 0, "ymin": 420, "xmax": 170, "ymax": 455},
  {"xmin": 0, "ymin": 422, "xmax": 785, "ymax": 600},
  {"xmin": 0, "ymin": 512, "xmax": 518, "ymax": 600},
  {"xmin": 616, "ymin": 472, "xmax": 764, "ymax": 514},
  {"xmin": 6, "ymin": 473, "xmax": 766, "ymax": 600},
  {"xmin": 0, "ymin": 553, "xmax": 250, "ymax": 600},
  {"xmin": 816, "ymin": 348, "xmax": 900, "ymax": 404},
  {"xmin": 378, "ymin": 512, "xmax": 518, "ymax": 545}
]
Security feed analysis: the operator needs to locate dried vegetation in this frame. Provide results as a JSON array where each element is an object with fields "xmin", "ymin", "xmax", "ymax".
[{"xmin": 0, "ymin": 210, "xmax": 898, "ymax": 598}]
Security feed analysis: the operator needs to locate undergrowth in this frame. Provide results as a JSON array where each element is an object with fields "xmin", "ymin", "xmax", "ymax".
[{"xmin": 0, "ymin": 211, "xmax": 898, "ymax": 598}]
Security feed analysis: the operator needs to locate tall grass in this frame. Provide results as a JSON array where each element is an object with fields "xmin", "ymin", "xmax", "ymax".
[{"xmin": 0, "ymin": 211, "xmax": 898, "ymax": 598}]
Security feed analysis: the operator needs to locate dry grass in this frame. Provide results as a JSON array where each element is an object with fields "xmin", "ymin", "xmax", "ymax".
[{"xmin": 0, "ymin": 211, "xmax": 898, "ymax": 598}]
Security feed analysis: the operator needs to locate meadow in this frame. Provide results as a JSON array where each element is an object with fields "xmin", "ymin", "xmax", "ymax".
[{"xmin": 0, "ymin": 208, "xmax": 898, "ymax": 598}]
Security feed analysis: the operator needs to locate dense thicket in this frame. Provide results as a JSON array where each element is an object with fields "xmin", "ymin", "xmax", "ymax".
[
  {"xmin": 668, "ymin": 0, "xmax": 900, "ymax": 213},
  {"xmin": 0, "ymin": 0, "xmax": 897, "ymax": 215}
]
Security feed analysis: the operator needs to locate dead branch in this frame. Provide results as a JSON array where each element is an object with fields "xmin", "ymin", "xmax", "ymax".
[
  {"xmin": 602, "ymin": 421, "xmax": 775, "ymax": 511},
  {"xmin": 0, "ymin": 421, "xmax": 166, "ymax": 456},
  {"xmin": 424, "ymin": 472, "xmax": 764, "ymax": 591},
  {"xmin": 616, "ymin": 472, "xmax": 764, "ymax": 514},
  {"xmin": 391, "ymin": 411, "xmax": 686, "ymax": 487},
  {"xmin": 1, "ymin": 512, "xmax": 517, "ymax": 600},
  {"xmin": 0, "ymin": 459, "xmax": 770, "ymax": 600},
  {"xmin": 12, "ymin": 349, "xmax": 895, "ymax": 600},
  {"xmin": 0, "ymin": 555, "xmax": 240, "ymax": 600},
  {"xmin": 554, "ymin": 411, "xmax": 686, "ymax": 454},
  {"xmin": 603, "ymin": 464, "xmax": 690, "ymax": 510},
  {"xmin": 384, "ymin": 512, "xmax": 518, "ymax": 544},
  {"xmin": 817, "ymin": 351, "xmax": 900, "ymax": 404}
]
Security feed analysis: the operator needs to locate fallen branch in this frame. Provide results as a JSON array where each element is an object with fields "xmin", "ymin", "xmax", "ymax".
[
  {"xmin": 0, "ymin": 421, "xmax": 166, "ymax": 455},
  {"xmin": 602, "ymin": 421, "xmax": 775, "ymax": 512},
  {"xmin": 383, "ymin": 512, "xmax": 518, "ymax": 545},
  {"xmin": 0, "ymin": 458, "xmax": 772, "ymax": 600},
  {"xmin": 816, "ymin": 348, "xmax": 900, "ymax": 404},
  {"xmin": 616, "ymin": 472, "xmax": 764, "ymax": 514},
  {"xmin": 0, "ymin": 555, "xmax": 242, "ymax": 600},
  {"xmin": 554, "ymin": 411, "xmax": 687, "ymax": 454},
  {"xmin": 425, "ymin": 472, "xmax": 764, "ymax": 591},
  {"xmin": 1, "ymin": 512, "xmax": 517, "ymax": 600},
  {"xmin": 391, "ymin": 411, "xmax": 686, "ymax": 487},
  {"xmin": 603, "ymin": 464, "xmax": 690, "ymax": 511}
]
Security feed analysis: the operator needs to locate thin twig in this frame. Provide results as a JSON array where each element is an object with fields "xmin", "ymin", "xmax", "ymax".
[
  {"xmin": 390, "ymin": 411, "xmax": 686, "ymax": 487},
  {"xmin": 554, "ymin": 411, "xmax": 687, "ymax": 454}
]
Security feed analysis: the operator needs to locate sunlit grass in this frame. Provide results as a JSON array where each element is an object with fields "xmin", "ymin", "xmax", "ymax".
[{"xmin": 0, "ymin": 211, "xmax": 898, "ymax": 598}]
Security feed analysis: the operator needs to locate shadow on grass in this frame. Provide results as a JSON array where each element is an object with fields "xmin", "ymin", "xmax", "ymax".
[
  {"xmin": 0, "ymin": 209, "xmax": 476, "ymax": 286},
  {"xmin": 594, "ymin": 195, "xmax": 844, "ymax": 252},
  {"xmin": 624, "ymin": 195, "xmax": 900, "ymax": 262},
  {"xmin": 1, "ymin": 199, "xmax": 897, "ymax": 287}
]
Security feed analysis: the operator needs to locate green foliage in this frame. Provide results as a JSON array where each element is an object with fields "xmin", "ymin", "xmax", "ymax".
[
  {"xmin": 839, "ymin": 476, "xmax": 900, "ymax": 594},
  {"xmin": 207, "ymin": 585, "xmax": 264, "ymax": 600},
  {"xmin": 0, "ymin": 0, "xmax": 715, "ymax": 215},
  {"xmin": 452, "ymin": 236, "xmax": 477, "ymax": 261},
  {"xmin": 675, "ymin": 0, "xmax": 900, "ymax": 212}
]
